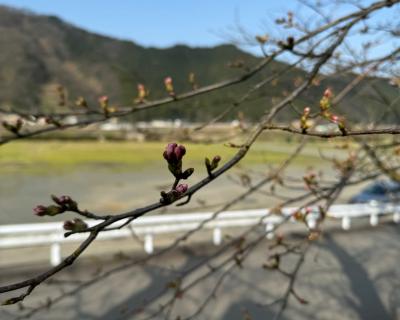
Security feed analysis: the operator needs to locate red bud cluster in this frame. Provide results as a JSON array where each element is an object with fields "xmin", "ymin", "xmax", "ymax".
[
  {"xmin": 160, "ymin": 143, "xmax": 194, "ymax": 204},
  {"xmin": 33, "ymin": 195, "xmax": 78, "ymax": 217}
]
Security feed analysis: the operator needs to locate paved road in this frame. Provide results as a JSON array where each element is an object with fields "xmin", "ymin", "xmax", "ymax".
[{"xmin": 1, "ymin": 222, "xmax": 399, "ymax": 320}]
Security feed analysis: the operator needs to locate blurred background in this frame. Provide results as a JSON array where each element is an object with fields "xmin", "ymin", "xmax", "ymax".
[{"xmin": 0, "ymin": 1, "xmax": 400, "ymax": 319}]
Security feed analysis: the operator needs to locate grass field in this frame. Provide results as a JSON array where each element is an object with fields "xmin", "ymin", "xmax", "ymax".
[{"xmin": 0, "ymin": 140, "xmax": 336, "ymax": 174}]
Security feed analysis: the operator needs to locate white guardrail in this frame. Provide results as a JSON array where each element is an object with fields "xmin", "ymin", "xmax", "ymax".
[{"xmin": 1, "ymin": 203, "xmax": 399, "ymax": 266}]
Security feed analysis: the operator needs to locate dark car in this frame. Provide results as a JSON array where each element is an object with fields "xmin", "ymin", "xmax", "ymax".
[{"xmin": 349, "ymin": 180, "xmax": 400, "ymax": 204}]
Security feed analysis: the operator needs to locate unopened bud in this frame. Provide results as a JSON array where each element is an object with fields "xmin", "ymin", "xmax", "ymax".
[
  {"xmin": 98, "ymin": 95, "xmax": 109, "ymax": 109},
  {"xmin": 51, "ymin": 195, "xmax": 78, "ymax": 210},
  {"xmin": 136, "ymin": 83, "xmax": 148, "ymax": 103},
  {"xmin": 188, "ymin": 72, "xmax": 197, "ymax": 90},
  {"xmin": 33, "ymin": 205, "xmax": 47, "ymax": 216},
  {"xmin": 205, "ymin": 155, "xmax": 221, "ymax": 175},
  {"xmin": 163, "ymin": 143, "xmax": 186, "ymax": 164},
  {"xmin": 164, "ymin": 77, "xmax": 175, "ymax": 96},
  {"xmin": 323, "ymin": 88, "xmax": 333, "ymax": 99},
  {"xmin": 33, "ymin": 205, "xmax": 63, "ymax": 217},
  {"xmin": 255, "ymin": 34, "xmax": 269, "ymax": 44},
  {"xmin": 330, "ymin": 115, "xmax": 339, "ymax": 123},
  {"xmin": 175, "ymin": 184, "xmax": 188, "ymax": 194},
  {"xmin": 300, "ymin": 107, "xmax": 311, "ymax": 133},
  {"xmin": 75, "ymin": 97, "xmax": 88, "ymax": 108},
  {"xmin": 63, "ymin": 218, "xmax": 87, "ymax": 231}
]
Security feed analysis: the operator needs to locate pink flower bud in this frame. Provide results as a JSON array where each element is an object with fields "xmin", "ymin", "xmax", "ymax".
[
  {"xmin": 323, "ymin": 88, "xmax": 332, "ymax": 99},
  {"xmin": 63, "ymin": 220, "xmax": 75, "ymax": 230},
  {"xmin": 98, "ymin": 95, "xmax": 108, "ymax": 103},
  {"xmin": 164, "ymin": 77, "xmax": 173, "ymax": 85},
  {"xmin": 163, "ymin": 143, "xmax": 186, "ymax": 164},
  {"xmin": 33, "ymin": 205, "xmax": 47, "ymax": 216},
  {"xmin": 98, "ymin": 95, "xmax": 109, "ymax": 109},
  {"xmin": 175, "ymin": 184, "xmax": 188, "ymax": 194},
  {"xmin": 330, "ymin": 114, "xmax": 339, "ymax": 123},
  {"xmin": 164, "ymin": 77, "xmax": 175, "ymax": 94},
  {"xmin": 137, "ymin": 84, "xmax": 147, "ymax": 101},
  {"xmin": 163, "ymin": 143, "xmax": 178, "ymax": 162},
  {"xmin": 174, "ymin": 145, "xmax": 186, "ymax": 161},
  {"xmin": 63, "ymin": 218, "xmax": 87, "ymax": 231},
  {"xmin": 51, "ymin": 195, "xmax": 71, "ymax": 206},
  {"xmin": 303, "ymin": 107, "xmax": 310, "ymax": 115}
]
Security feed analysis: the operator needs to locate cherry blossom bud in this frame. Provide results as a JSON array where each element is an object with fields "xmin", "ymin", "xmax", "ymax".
[
  {"xmin": 163, "ymin": 143, "xmax": 178, "ymax": 162},
  {"xmin": 188, "ymin": 72, "xmax": 197, "ymax": 90},
  {"xmin": 160, "ymin": 185, "xmax": 188, "ymax": 204},
  {"xmin": 293, "ymin": 210, "xmax": 304, "ymax": 221},
  {"xmin": 63, "ymin": 218, "xmax": 88, "ymax": 232},
  {"xmin": 163, "ymin": 143, "xmax": 188, "ymax": 178},
  {"xmin": 300, "ymin": 107, "xmax": 311, "ymax": 133},
  {"xmin": 175, "ymin": 184, "xmax": 188, "ymax": 194},
  {"xmin": 164, "ymin": 77, "xmax": 175, "ymax": 96},
  {"xmin": 98, "ymin": 95, "xmax": 109, "ymax": 109},
  {"xmin": 286, "ymin": 37, "xmax": 295, "ymax": 50},
  {"xmin": 330, "ymin": 114, "xmax": 339, "ymax": 123},
  {"xmin": 51, "ymin": 195, "xmax": 78, "ymax": 210},
  {"xmin": 330, "ymin": 114, "xmax": 346, "ymax": 135},
  {"xmin": 136, "ymin": 83, "xmax": 148, "ymax": 103},
  {"xmin": 33, "ymin": 205, "xmax": 47, "ymax": 216},
  {"xmin": 255, "ymin": 34, "xmax": 269, "ymax": 44},
  {"xmin": 163, "ymin": 143, "xmax": 186, "ymax": 164},
  {"xmin": 75, "ymin": 97, "xmax": 88, "ymax": 108},
  {"xmin": 174, "ymin": 145, "xmax": 186, "ymax": 161},
  {"xmin": 323, "ymin": 88, "xmax": 333, "ymax": 99},
  {"xmin": 205, "ymin": 155, "xmax": 221, "ymax": 175},
  {"xmin": 33, "ymin": 205, "xmax": 63, "ymax": 217},
  {"xmin": 212, "ymin": 155, "xmax": 221, "ymax": 166}
]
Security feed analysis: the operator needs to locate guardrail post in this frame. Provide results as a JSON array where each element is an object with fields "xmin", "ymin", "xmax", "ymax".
[
  {"xmin": 307, "ymin": 218, "xmax": 317, "ymax": 230},
  {"xmin": 394, "ymin": 212, "xmax": 400, "ymax": 224},
  {"xmin": 144, "ymin": 234, "xmax": 154, "ymax": 254},
  {"xmin": 213, "ymin": 228, "xmax": 222, "ymax": 246},
  {"xmin": 265, "ymin": 223, "xmax": 274, "ymax": 240},
  {"xmin": 370, "ymin": 214, "xmax": 378, "ymax": 227},
  {"xmin": 50, "ymin": 242, "xmax": 61, "ymax": 266},
  {"xmin": 342, "ymin": 216, "xmax": 351, "ymax": 230}
]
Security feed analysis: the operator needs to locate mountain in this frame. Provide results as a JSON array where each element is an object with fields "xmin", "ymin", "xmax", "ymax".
[{"xmin": 0, "ymin": 5, "xmax": 398, "ymax": 123}]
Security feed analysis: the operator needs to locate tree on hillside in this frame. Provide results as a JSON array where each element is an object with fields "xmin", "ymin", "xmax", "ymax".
[{"xmin": 1, "ymin": 1, "xmax": 400, "ymax": 319}]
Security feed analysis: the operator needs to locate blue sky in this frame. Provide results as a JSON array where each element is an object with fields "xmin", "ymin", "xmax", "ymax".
[
  {"xmin": 0, "ymin": 0, "xmax": 302, "ymax": 51},
  {"xmin": 0, "ymin": 0, "xmax": 398, "ymax": 59}
]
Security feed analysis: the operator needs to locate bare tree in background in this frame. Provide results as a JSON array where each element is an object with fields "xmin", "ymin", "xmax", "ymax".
[{"xmin": 1, "ymin": 0, "xmax": 400, "ymax": 319}]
